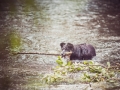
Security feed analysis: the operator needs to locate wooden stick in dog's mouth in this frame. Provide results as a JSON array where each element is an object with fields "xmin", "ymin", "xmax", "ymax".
[
  {"xmin": 15, "ymin": 52, "xmax": 72, "ymax": 56},
  {"xmin": 64, "ymin": 52, "xmax": 72, "ymax": 56}
]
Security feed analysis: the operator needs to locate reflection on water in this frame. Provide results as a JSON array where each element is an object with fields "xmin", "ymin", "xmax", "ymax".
[
  {"xmin": 0, "ymin": 0, "xmax": 120, "ymax": 89},
  {"xmin": 0, "ymin": 70, "xmax": 12, "ymax": 90},
  {"xmin": 0, "ymin": 30, "xmax": 22, "ymax": 90},
  {"xmin": 88, "ymin": 0, "xmax": 120, "ymax": 36}
]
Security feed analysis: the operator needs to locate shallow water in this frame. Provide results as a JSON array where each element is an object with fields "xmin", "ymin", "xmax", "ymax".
[{"xmin": 0, "ymin": 0, "xmax": 120, "ymax": 89}]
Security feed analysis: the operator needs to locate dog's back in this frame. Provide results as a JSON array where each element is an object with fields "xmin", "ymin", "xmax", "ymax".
[{"xmin": 71, "ymin": 43, "xmax": 96, "ymax": 60}]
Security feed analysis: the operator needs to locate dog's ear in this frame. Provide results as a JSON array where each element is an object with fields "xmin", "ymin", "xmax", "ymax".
[
  {"xmin": 60, "ymin": 43, "xmax": 65, "ymax": 48},
  {"xmin": 67, "ymin": 43, "xmax": 74, "ymax": 49}
]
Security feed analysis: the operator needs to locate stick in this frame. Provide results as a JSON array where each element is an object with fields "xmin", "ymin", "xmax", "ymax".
[
  {"xmin": 17, "ymin": 52, "xmax": 60, "ymax": 56},
  {"xmin": 16, "ymin": 52, "xmax": 72, "ymax": 56}
]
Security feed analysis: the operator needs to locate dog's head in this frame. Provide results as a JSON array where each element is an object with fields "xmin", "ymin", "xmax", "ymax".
[{"xmin": 60, "ymin": 43, "xmax": 73, "ymax": 60}]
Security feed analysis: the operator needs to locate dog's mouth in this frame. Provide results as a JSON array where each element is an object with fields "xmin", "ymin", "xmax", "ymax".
[{"xmin": 61, "ymin": 51, "xmax": 72, "ymax": 59}]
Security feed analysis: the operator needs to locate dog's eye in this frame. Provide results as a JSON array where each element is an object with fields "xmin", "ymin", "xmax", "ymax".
[
  {"xmin": 65, "ymin": 49, "xmax": 70, "ymax": 52},
  {"xmin": 65, "ymin": 47, "xmax": 70, "ymax": 51}
]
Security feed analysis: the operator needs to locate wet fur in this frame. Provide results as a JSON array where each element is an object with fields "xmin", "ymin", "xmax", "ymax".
[{"xmin": 60, "ymin": 43, "xmax": 96, "ymax": 60}]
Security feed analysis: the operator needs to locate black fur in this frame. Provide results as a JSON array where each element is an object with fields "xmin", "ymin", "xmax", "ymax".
[{"xmin": 60, "ymin": 43, "xmax": 96, "ymax": 60}]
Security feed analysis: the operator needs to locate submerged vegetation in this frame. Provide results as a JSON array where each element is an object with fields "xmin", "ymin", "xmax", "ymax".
[
  {"xmin": 0, "ymin": 30, "xmax": 22, "ymax": 58},
  {"xmin": 9, "ymin": 31, "xmax": 22, "ymax": 54},
  {"xmin": 42, "ymin": 56, "xmax": 119, "ymax": 84}
]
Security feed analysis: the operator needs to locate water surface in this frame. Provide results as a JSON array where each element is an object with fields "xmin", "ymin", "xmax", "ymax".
[{"xmin": 0, "ymin": 0, "xmax": 120, "ymax": 89}]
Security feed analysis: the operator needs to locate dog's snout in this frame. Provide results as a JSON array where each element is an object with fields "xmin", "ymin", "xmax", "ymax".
[
  {"xmin": 61, "ymin": 53, "xmax": 64, "ymax": 57},
  {"xmin": 61, "ymin": 50, "xmax": 65, "ymax": 57},
  {"xmin": 61, "ymin": 52, "xmax": 65, "ymax": 57}
]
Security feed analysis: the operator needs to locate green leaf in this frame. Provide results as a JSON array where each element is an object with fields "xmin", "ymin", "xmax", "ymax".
[
  {"xmin": 101, "ymin": 68, "xmax": 106, "ymax": 75},
  {"xmin": 109, "ymin": 71, "xmax": 115, "ymax": 77},
  {"xmin": 67, "ymin": 61, "xmax": 72, "ymax": 66},
  {"xmin": 50, "ymin": 77, "xmax": 55, "ymax": 83},
  {"xmin": 89, "ymin": 61, "xmax": 94, "ymax": 65},
  {"xmin": 84, "ymin": 73, "xmax": 90, "ymax": 79},
  {"xmin": 83, "ymin": 61, "xmax": 94, "ymax": 65},
  {"xmin": 107, "ymin": 62, "xmax": 110, "ymax": 68},
  {"xmin": 83, "ymin": 61, "xmax": 88, "ymax": 65},
  {"xmin": 76, "ymin": 67, "xmax": 81, "ymax": 71},
  {"xmin": 56, "ymin": 56, "xmax": 63, "ymax": 66}
]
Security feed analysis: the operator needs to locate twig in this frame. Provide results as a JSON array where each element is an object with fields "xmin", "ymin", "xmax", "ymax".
[
  {"xmin": 16, "ymin": 52, "xmax": 72, "ymax": 56},
  {"xmin": 17, "ymin": 52, "xmax": 60, "ymax": 56}
]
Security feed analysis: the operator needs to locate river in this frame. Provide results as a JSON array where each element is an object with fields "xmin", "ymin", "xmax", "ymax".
[{"xmin": 0, "ymin": 0, "xmax": 120, "ymax": 90}]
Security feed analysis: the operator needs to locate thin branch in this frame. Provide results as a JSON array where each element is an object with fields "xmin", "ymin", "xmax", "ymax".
[
  {"xmin": 16, "ymin": 52, "xmax": 72, "ymax": 56},
  {"xmin": 17, "ymin": 52, "xmax": 60, "ymax": 56}
]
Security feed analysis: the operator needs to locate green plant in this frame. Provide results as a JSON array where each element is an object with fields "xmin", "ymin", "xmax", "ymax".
[
  {"xmin": 42, "ymin": 57, "xmax": 117, "ymax": 84},
  {"xmin": 9, "ymin": 31, "xmax": 22, "ymax": 54}
]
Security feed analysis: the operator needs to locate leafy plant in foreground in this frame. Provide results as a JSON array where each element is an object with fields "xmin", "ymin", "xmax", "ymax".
[{"xmin": 42, "ymin": 57, "xmax": 117, "ymax": 84}]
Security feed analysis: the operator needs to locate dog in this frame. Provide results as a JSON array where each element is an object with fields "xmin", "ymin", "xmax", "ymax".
[{"xmin": 60, "ymin": 43, "xmax": 96, "ymax": 60}]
